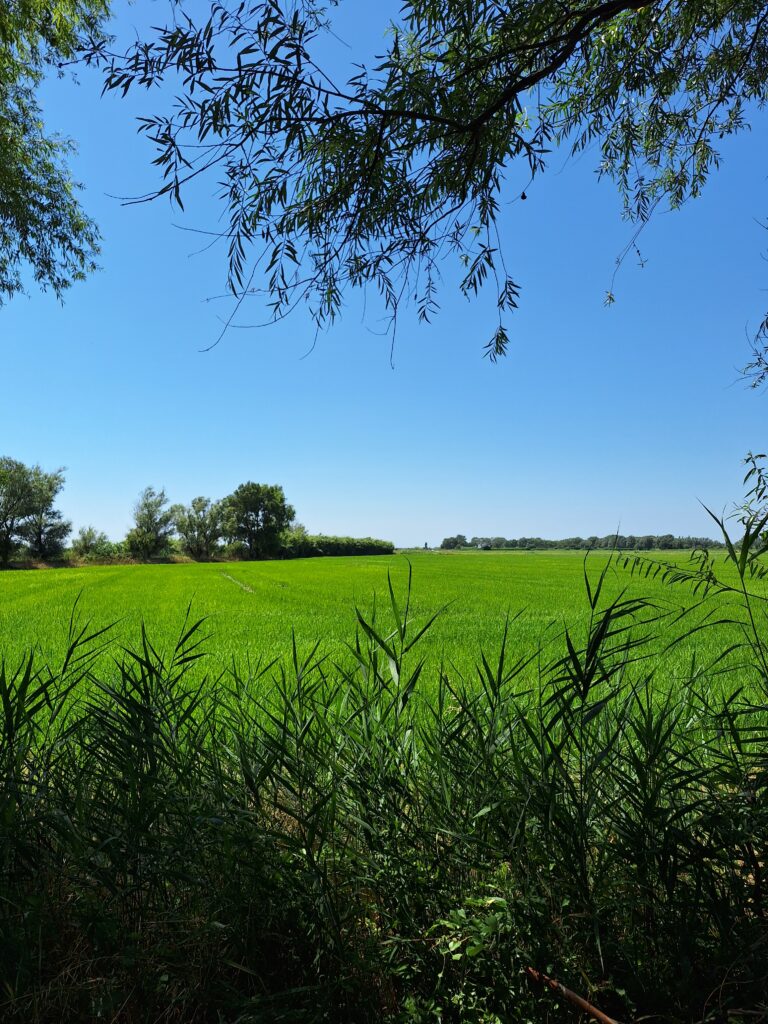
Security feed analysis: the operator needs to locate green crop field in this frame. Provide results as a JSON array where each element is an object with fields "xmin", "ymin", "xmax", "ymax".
[{"xmin": 0, "ymin": 549, "xmax": 747, "ymax": 685}]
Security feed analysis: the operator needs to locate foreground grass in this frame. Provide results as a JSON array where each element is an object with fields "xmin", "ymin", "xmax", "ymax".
[{"xmin": 1, "ymin": 552, "xmax": 767, "ymax": 1022}]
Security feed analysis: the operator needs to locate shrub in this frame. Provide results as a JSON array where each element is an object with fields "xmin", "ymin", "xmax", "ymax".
[{"xmin": 71, "ymin": 525, "xmax": 116, "ymax": 559}]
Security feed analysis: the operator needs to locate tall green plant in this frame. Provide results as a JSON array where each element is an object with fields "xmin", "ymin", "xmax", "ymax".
[{"xmin": 1, "ymin": 560, "xmax": 768, "ymax": 1021}]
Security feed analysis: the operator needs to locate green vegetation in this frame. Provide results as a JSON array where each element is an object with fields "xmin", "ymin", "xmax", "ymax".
[
  {"xmin": 221, "ymin": 482, "xmax": 295, "ymax": 559},
  {"xmin": 3, "ymin": 3, "xmax": 768, "ymax": 1016},
  {"xmin": 0, "ymin": 458, "xmax": 71, "ymax": 566},
  {"xmin": 0, "ymin": 548, "xmax": 731, "ymax": 681},
  {"xmin": 1, "ymin": 538, "xmax": 768, "ymax": 1022},
  {"xmin": 0, "ymin": 459, "xmax": 394, "ymax": 566},
  {"xmin": 282, "ymin": 530, "xmax": 402, "ymax": 559},
  {"xmin": 88, "ymin": 2, "xmax": 768, "ymax": 359},
  {"xmin": 6, "ymin": 2, "xmax": 768, "ymax": 369},
  {"xmin": 2, "ymin": 475, "xmax": 767, "ymax": 1020},
  {"xmin": 171, "ymin": 496, "xmax": 225, "ymax": 559},
  {"xmin": 125, "ymin": 485, "xmax": 176, "ymax": 561},
  {"xmin": 441, "ymin": 533, "xmax": 725, "ymax": 551},
  {"xmin": 0, "ymin": 0, "xmax": 106, "ymax": 303}
]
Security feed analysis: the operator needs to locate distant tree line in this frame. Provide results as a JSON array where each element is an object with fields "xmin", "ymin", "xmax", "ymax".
[
  {"xmin": 282, "ymin": 526, "xmax": 394, "ymax": 558},
  {"xmin": 0, "ymin": 457, "xmax": 394, "ymax": 567},
  {"xmin": 440, "ymin": 534, "xmax": 726, "ymax": 551}
]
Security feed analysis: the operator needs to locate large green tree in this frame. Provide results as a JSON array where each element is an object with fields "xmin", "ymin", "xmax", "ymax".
[
  {"xmin": 172, "ymin": 496, "xmax": 223, "ymax": 559},
  {"xmin": 91, "ymin": 1, "xmax": 768, "ymax": 361},
  {"xmin": 18, "ymin": 465, "xmax": 71, "ymax": 559},
  {"xmin": 0, "ymin": 456, "xmax": 35, "ymax": 566},
  {"xmin": 0, "ymin": 0, "xmax": 107, "ymax": 303},
  {"xmin": 223, "ymin": 483, "xmax": 295, "ymax": 559},
  {"xmin": 125, "ymin": 486, "xmax": 175, "ymax": 560},
  {"xmin": 0, "ymin": 457, "xmax": 70, "ymax": 565}
]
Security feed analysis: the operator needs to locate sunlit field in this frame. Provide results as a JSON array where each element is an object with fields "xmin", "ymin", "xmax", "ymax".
[{"xmin": 0, "ymin": 548, "xmax": 748, "ymax": 686}]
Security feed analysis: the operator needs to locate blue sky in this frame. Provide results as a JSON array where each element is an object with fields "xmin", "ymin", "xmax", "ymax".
[{"xmin": 1, "ymin": 3, "xmax": 766, "ymax": 546}]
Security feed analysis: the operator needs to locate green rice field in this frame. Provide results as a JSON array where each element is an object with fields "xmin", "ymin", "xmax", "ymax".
[{"xmin": 0, "ymin": 549, "xmax": 750, "ymax": 684}]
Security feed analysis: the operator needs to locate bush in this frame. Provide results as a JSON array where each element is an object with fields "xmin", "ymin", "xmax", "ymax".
[
  {"xmin": 220, "ymin": 539, "xmax": 250, "ymax": 561},
  {"xmin": 70, "ymin": 525, "xmax": 118, "ymax": 560}
]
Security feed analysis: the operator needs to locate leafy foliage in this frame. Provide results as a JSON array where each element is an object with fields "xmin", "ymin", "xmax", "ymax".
[
  {"xmin": 171, "ymin": 496, "xmax": 224, "ymax": 559},
  {"xmin": 442, "ymin": 532, "xmax": 725, "ymax": 550},
  {"xmin": 124, "ymin": 486, "xmax": 175, "ymax": 559},
  {"xmin": 282, "ymin": 526, "xmax": 394, "ymax": 557},
  {"xmin": 222, "ymin": 481, "xmax": 295, "ymax": 558},
  {"xmin": 0, "ymin": 457, "xmax": 70, "ymax": 565},
  {"xmin": 1, "ymin": 552, "xmax": 768, "ymax": 1021},
  {"xmin": 89, "ymin": 1, "xmax": 768, "ymax": 357},
  {"xmin": 0, "ymin": 457, "xmax": 34, "ymax": 566},
  {"xmin": 0, "ymin": 0, "xmax": 106, "ymax": 303},
  {"xmin": 71, "ymin": 524, "xmax": 121, "ymax": 559},
  {"xmin": 18, "ymin": 467, "xmax": 71, "ymax": 559}
]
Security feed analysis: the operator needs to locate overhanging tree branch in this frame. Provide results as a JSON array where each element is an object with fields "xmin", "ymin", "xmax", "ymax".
[{"xmin": 85, "ymin": 0, "xmax": 768, "ymax": 361}]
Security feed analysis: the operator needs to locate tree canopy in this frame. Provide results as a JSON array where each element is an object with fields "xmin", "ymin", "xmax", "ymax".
[
  {"xmin": 0, "ymin": 0, "xmax": 108, "ymax": 304},
  {"xmin": 222, "ymin": 483, "xmax": 295, "ymax": 559},
  {"xmin": 87, "ymin": 1, "xmax": 768, "ymax": 360},
  {"xmin": 440, "ymin": 532, "xmax": 725, "ymax": 551},
  {"xmin": 18, "ymin": 466, "xmax": 71, "ymax": 559},
  {"xmin": 0, "ymin": 457, "xmax": 70, "ymax": 565},
  {"xmin": 125, "ymin": 486, "xmax": 175, "ymax": 560},
  {"xmin": 172, "ymin": 497, "xmax": 224, "ymax": 560}
]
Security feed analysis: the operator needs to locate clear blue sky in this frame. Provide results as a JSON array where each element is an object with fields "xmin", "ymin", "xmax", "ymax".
[{"xmin": 1, "ymin": 3, "xmax": 766, "ymax": 546}]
